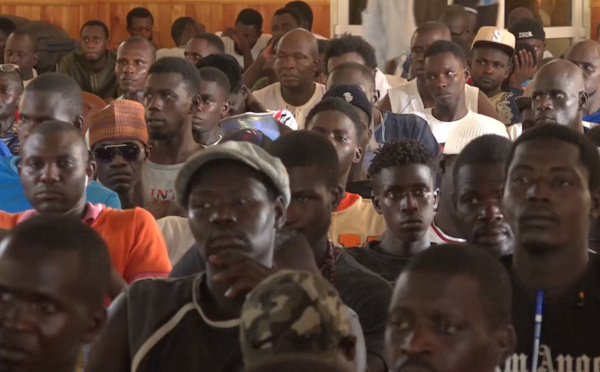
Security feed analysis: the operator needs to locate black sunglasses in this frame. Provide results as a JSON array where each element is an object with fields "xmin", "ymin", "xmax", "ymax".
[{"xmin": 93, "ymin": 144, "xmax": 142, "ymax": 163}]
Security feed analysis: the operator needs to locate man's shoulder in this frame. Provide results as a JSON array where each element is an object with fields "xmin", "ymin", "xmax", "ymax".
[{"xmin": 337, "ymin": 250, "xmax": 391, "ymax": 288}]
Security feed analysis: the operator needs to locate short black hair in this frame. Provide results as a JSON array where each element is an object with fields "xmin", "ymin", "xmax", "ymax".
[
  {"xmin": 197, "ymin": 53, "xmax": 242, "ymax": 93},
  {"xmin": 268, "ymin": 131, "xmax": 339, "ymax": 188},
  {"xmin": 286, "ymin": 1, "xmax": 314, "ymax": 31},
  {"xmin": 324, "ymin": 34, "xmax": 378, "ymax": 72},
  {"xmin": 236, "ymin": 8, "xmax": 263, "ymax": 31},
  {"xmin": 440, "ymin": 4, "xmax": 470, "ymax": 25},
  {"xmin": 369, "ymin": 139, "xmax": 439, "ymax": 179},
  {"xmin": 317, "ymin": 39, "xmax": 330, "ymax": 54},
  {"xmin": 507, "ymin": 124, "xmax": 600, "ymax": 191},
  {"xmin": 26, "ymin": 73, "xmax": 83, "ymax": 118},
  {"xmin": 171, "ymin": 17, "xmax": 195, "ymax": 45},
  {"xmin": 328, "ymin": 62, "xmax": 376, "ymax": 93},
  {"xmin": 0, "ymin": 17, "xmax": 16, "ymax": 38},
  {"xmin": 273, "ymin": 7, "xmax": 303, "ymax": 25},
  {"xmin": 120, "ymin": 36, "xmax": 156, "ymax": 61},
  {"xmin": 148, "ymin": 57, "xmax": 201, "ymax": 95},
  {"xmin": 127, "ymin": 7, "xmax": 154, "ymax": 28},
  {"xmin": 198, "ymin": 66, "xmax": 231, "ymax": 93},
  {"xmin": 402, "ymin": 243, "xmax": 513, "ymax": 329},
  {"xmin": 1, "ymin": 215, "xmax": 111, "ymax": 308},
  {"xmin": 424, "ymin": 39, "xmax": 467, "ymax": 66},
  {"xmin": 453, "ymin": 135, "xmax": 513, "ymax": 189},
  {"xmin": 413, "ymin": 21, "xmax": 452, "ymax": 42},
  {"xmin": 80, "ymin": 20, "xmax": 109, "ymax": 39},
  {"xmin": 7, "ymin": 29, "xmax": 36, "ymax": 52},
  {"xmin": 25, "ymin": 120, "xmax": 88, "ymax": 159},
  {"xmin": 305, "ymin": 97, "xmax": 364, "ymax": 145},
  {"xmin": 193, "ymin": 33, "xmax": 226, "ymax": 53}
]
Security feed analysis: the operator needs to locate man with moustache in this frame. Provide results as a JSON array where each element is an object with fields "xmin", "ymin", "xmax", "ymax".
[
  {"xmin": 58, "ymin": 20, "xmax": 119, "ymax": 100},
  {"xmin": 115, "ymin": 36, "xmax": 156, "ymax": 104}
]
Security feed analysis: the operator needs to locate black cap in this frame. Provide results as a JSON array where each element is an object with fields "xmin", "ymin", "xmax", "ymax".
[
  {"xmin": 323, "ymin": 84, "xmax": 373, "ymax": 124},
  {"xmin": 509, "ymin": 18, "xmax": 545, "ymax": 42}
]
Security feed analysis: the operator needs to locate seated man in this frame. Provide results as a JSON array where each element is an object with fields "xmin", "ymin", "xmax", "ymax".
[
  {"xmin": 386, "ymin": 244, "xmax": 516, "ymax": 372},
  {"xmin": 269, "ymin": 131, "xmax": 392, "ymax": 372},
  {"xmin": 4, "ymin": 29, "xmax": 38, "ymax": 86},
  {"xmin": 217, "ymin": 8, "xmax": 272, "ymax": 69},
  {"xmin": 115, "ymin": 36, "xmax": 156, "ymax": 103},
  {"xmin": 184, "ymin": 33, "xmax": 225, "ymax": 65},
  {"xmin": 241, "ymin": 270, "xmax": 357, "ymax": 372},
  {"xmin": 453, "ymin": 134, "xmax": 514, "ymax": 258},
  {"xmin": 422, "ymin": 40, "xmax": 507, "ymax": 145},
  {"xmin": 89, "ymin": 100, "xmax": 183, "ymax": 220},
  {"xmin": 156, "ymin": 16, "xmax": 205, "ymax": 60},
  {"xmin": 565, "ymin": 40, "xmax": 600, "ymax": 125},
  {"xmin": 348, "ymin": 139, "xmax": 438, "ymax": 286},
  {"xmin": 126, "ymin": 7, "xmax": 160, "ymax": 49},
  {"xmin": 305, "ymin": 97, "xmax": 386, "ymax": 247},
  {"xmin": 253, "ymin": 28, "xmax": 325, "ymax": 129},
  {"xmin": 0, "ymin": 215, "xmax": 111, "ymax": 372},
  {"xmin": 0, "ymin": 64, "xmax": 23, "ymax": 154},
  {"xmin": 439, "ymin": 4, "xmax": 473, "ymax": 46},
  {"xmin": 0, "ymin": 121, "xmax": 171, "ymax": 292},
  {"xmin": 58, "ymin": 20, "xmax": 119, "ymax": 100},
  {"xmin": 271, "ymin": 7, "xmax": 302, "ymax": 39},
  {"xmin": 86, "ymin": 141, "xmax": 288, "ymax": 371},
  {"xmin": 192, "ymin": 67, "xmax": 230, "ymax": 147},
  {"xmin": 0, "ymin": 73, "xmax": 120, "ymax": 213},
  {"xmin": 0, "ymin": 17, "xmax": 16, "ymax": 64},
  {"xmin": 285, "ymin": 1, "xmax": 327, "ymax": 39}
]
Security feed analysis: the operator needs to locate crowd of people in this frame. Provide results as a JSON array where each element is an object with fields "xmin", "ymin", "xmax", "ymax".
[{"xmin": 0, "ymin": 1, "xmax": 600, "ymax": 371}]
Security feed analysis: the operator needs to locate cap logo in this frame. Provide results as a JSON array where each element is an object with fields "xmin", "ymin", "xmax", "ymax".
[
  {"xmin": 519, "ymin": 31, "xmax": 534, "ymax": 38},
  {"xmin": 492, "ymin": 30, "xmax": 503, "ymax": 42},
  {"xmin": 343, "ymin": 92, "xmax": 353, "ymax": 102}
]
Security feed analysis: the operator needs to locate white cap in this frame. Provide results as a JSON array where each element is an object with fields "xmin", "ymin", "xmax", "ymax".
[{"xmin": 444, "ymin": 115, "xmax": 510, "ymax": 155}]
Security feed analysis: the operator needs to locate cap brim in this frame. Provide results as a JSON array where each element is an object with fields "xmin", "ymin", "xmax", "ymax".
[{"xmin": 473, "ymin": 41, "xmax": 515, "ymax": 58}]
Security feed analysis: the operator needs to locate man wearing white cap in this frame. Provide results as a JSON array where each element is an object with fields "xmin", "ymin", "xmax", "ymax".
[
  {"xmin": 470, "ymin": 26, "xmax": 524, "ymax": 126},
  {"xmin": 422, "ymin": 39, "xmax": 507, "ymax": 146}
]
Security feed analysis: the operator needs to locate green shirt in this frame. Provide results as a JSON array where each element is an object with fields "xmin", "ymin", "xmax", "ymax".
[{"xmin": 58, "ymin": 49, "xmax": 119, "ymax": 99}]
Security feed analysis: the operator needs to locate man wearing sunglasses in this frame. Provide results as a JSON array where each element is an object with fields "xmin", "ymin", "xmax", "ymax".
[
  {"xmin": 89, "ymin": 99, "xmax": 183, "ymax": 220},
  {"xmin": 0, "ymin": 64, "xmax": 22, "ymax": 155},
  {"xmin": 0, "ymin": 73, "xmax": 121, "ymax": 213}
]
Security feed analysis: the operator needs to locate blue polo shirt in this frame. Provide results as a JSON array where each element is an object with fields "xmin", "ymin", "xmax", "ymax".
[
  {"xmin": 0, "ymin": 156, "xmax": 121, "ymax": 213},
  {"xmin": 0, "ymin": 141, "xmax": 10, "ymax": 157}
]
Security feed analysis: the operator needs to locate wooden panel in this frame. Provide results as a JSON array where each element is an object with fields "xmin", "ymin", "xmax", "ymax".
[{"xmin": 0, "ymin": 0, "xmax": 330, "ymax": 48}]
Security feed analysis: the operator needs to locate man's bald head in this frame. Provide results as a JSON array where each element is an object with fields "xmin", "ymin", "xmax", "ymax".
[
  {"xmin": 274, "ymin": 28, "xmax": 319, "ymax": 89},
  {"xmin": 118, "ymin": 36, "xmax": 156, "ymax": 62},
  {"xmin": 532, "ymin": 59, "xmax": 588, "ymax": 131},
  {"xmin": 565, "ymin": 40, "xmax": 600, "ymax": 96}
]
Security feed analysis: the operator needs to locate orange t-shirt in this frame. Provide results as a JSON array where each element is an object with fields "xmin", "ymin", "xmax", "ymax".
[{"xmin": 0, "ymin": 205, "xmax": 172, "ymax": 283}]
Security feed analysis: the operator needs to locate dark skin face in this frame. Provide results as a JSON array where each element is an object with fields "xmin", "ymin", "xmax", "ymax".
[
  {"xmin": 455, "ymin": 163, "xmax": 514, "ymax": 258},
  {"xmin": 0, "ymin": 30, "xmax": 8, "ymax": 64},
  {"xmin": 19, "ymin": 131, "xmax": 94, "ymax": 216},
  {"xmin": 184, "ymin": 38, "xmax": 220, "ymax": 65},
  {"xmin": 93, "ymin": 139, "xmax": 148, "ymax": 195},
  {"xmin": 228, "ymin": 86, "xmax": 249, "ymax": 116},
  {"xmin": 519, "ymin": 38, "xmax": 545, "ymax": 67},
  {"xmin": 504, "ymin": 140, "xmax": 597, "ymax": 253},
  {"xmin": 326, "ymin": 69, "xmax": 376, "ymax": 104},
  {"xmin": 564, "ymin": 41, "xmax": 600, "ymax": 97},
  {"xmin": 425, "ymin": 52, "xmax": 468, "ymax": 107},
  {"xmin": 0, "ymin": 73, "xmax": 22, "ymax": 122},
  {"xmin": 531, "ymin": 61, "xmax": 587, "ymax": 129},
  {"xmin": 284, "ymin": 165, "xmax": 342, "ymax": 248},
  {"xmin": 372, "ymin": 164, "xmax": 436, "ymax": 244},
  {"xmin": 234, "ymin": 23, "xmax": 261, "ymax": 50},
  {"xmin": 191, "ymin": 80, "xmax": 230, "ymax": 142},
  {"xmin": 116, "ymin": 41, "xmax": 154, "ymax": 94},
  {"xmin": 4, "ymin": 34, "xmax": 38, "ymax": 79},
  {"xmin": 274, "ymin": 31, "xmax": 318, "ymax": 89},
  {"xmin": 0, "ymin": 244, "xmax": 105, "ymax": 372},
  {"xmin": 410, "ymin": 30, "xmax": 451, "ymax": 80},
  {"xmin": 144, "ymin": 72, "xmax": 197, "ymax": 141},
  {"xmin": 441, "ymin": 15, "xmax": 470, "ymax": 45},
  {"xmin": 127, "ymin": 17, "xmax": 153, "ymax": 40},
  {"xmin": 386, "ymin": 272, "xmax": 513, "ymax": 372},
  {"xmin": 80, "ymin": 26, "xmax": 108, "ymax": 65},
  {"xmin": 470, "ymin": 47, "xmax": 511, "ymax": 97},
  {"xmin": 17, "ymin": 91, "xmax": 84, "ymax": 146},
  {"xmin": 307, "ymin": 110, "xmax": 362, "ymax": 181},
  {"xmin": 271, "ymin": 13, "xmax": 300, "ymax": 39}
]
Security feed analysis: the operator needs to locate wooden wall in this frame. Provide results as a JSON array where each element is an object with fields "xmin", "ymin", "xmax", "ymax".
[{"xmin": 0, "ymin": 0, "xmax": 331, "ymax": 48}]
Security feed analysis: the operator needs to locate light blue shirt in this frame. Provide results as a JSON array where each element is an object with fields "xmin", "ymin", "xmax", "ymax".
[{"xmin": 0, "ymin": 156, "xmax": 121, "ymax": 213}]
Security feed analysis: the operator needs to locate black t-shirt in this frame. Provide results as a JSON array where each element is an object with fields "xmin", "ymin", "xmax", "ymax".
[
  {"xmin": 170, "ymin": 246, "xmax": 205, "ymax": 278},
  {"xmin": 325, "ymin": 250, "xmax": 392, "ymax": 365},
  {"xmin": 500, "ymin": 254, "xmax": 600, "ymax": 371},
  {"xmin": 347, "ymin": 240, "xmax": 412, "ymax": 287}
]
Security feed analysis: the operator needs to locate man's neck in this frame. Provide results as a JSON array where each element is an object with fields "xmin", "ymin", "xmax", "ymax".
[
  {"xmin": 482, "ymin": 85, "xmax": 501, "ymax": 98},
  {"xmin": 280, "ymin": 81, "xmax": 316, "ymax": 107},
  {"xmin": 378, "ymin": 230, "xmax": 430, "ymax": 257},
  {"xmin": 149, "ymin": 129, "xmax": 199, "ymax": 165},
  {"xmin": 123, "ymin": 90, "xmax": 146, "ymax": 104},
  {"xmin": 204, "ymin": 274, "xmax": 243, "ymax": 321},
  {"xmin": 118, "ymin": 181, "xmax": 153, "ymax": 209},
  {"xmin": 86, "ymin": 52, "xmax": 108, "ymax": 73},
  {"xmin": 432, "ymin": 99, "xmax": 468, "ymax": 122},
  {"xmin": 416, "ymin": 77, "xmax": 435, "ymax": 108},
  {"xmin": 0, "ymin": 115, "xmax": 15, "ymax": 133},
  {"xmin": 194, "ymin": 127, "xmax": 223, "ymax": 147},
  {"xmin": 20, "ymin": 70, "xmax": 34, "ymax": 81},
  {"xmin": 585, "ymin": 91, "xmax": 600, "ymax": 116},
  {"xmin": 513, "ymin": 242, "xmax": 590, "ymax": 300}
]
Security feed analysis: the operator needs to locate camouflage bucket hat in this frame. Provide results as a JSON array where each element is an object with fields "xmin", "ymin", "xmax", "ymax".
[{"xmin": 240, "ymin": 270, "xmax": 352, "ymax": 367}]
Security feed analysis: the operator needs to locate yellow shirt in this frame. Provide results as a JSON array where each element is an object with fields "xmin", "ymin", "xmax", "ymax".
[{"xmin": 328, "ymin": 193, "xmax": 386, "ymax": 248}]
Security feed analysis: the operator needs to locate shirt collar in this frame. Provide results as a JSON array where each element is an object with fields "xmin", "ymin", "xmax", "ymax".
[{"xmin": 17, "ymin": 202, "xmax": 104, "ymax": 224}]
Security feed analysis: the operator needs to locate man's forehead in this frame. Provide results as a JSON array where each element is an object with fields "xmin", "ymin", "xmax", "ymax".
[
  {"xmin": 118, "ymin": 42, "xmax": 152, "ymax": 56},
  {"xmin": 7, "ymin": 34, "xmax": 33, "ymax": 48}
]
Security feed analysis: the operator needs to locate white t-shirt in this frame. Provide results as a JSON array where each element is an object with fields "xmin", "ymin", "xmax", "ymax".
[
  {"xmin": 156, "ymin": 47, "xmax": 185, "ymax": 60},
  {"xmin": 427, "ymin": 219, "xmax": 466, "ymax": 245},
  {"xmin": 156, "ymin": 216, "xmax": 195, "ymax": 265},
  {"xmin": 387, "ymin": 79, "xmax": 480, "ymax": 117},
  {"xmin": 216, "ymin": 32, "xmax": 272, "ymax": 69},
  {"xmin": 143, "ymin": 161, "xmax": 184, "ymax": 201},
  {"xmin": 424, "ymin": 109, "xmax": 507, "ymax": 146},
  {"xmin": 253, "ymin": 82, "xmax": 326, "ymax": 129}
]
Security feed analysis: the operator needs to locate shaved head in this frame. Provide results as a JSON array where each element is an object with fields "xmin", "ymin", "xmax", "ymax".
[
  {"xmin": 565, "ymin": 40, "xmax": 600, "ymax": 96},
  {"xmin": 279, "ymin": 28, "xmax": 318, "ymax": 58},
  {"xmin": 274, "ymin": 28, "xmax": 319, "ymax": 90}
]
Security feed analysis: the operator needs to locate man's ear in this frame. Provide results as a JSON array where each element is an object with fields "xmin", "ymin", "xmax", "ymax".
[
  {"xmin": 433, "ymin": 188, "xmax": 440, "ymax": 210},
  {"xmin": 81, "ymin": 309, "xmax": 107, "ymax": 344},
  {"xmin": 273, "ymin": 195, "xmax": 287, "ymax": 229},
  {"xmin": 372, "ymin": 89, "xmax": 380, "ymax": 105},
  {"xmin": 579, "ymin": 91, "xmax": 589, "ymax": 111},
  {"xmin": 189, "ymin": 95, "xmax": 201, "ymax": 114},
  {"xmin": 32, "ymin": 53, "xmax": 39, "ymax": 67},
  {"xmin": 463, "ymin": 66, "xmax": 470, "ymax": 81},
  {"xmin": 74, "ymin": 116, "xmax": 84, "ymax": 131},
  {"xmin": 495, "ymin": 325, "xmax": 517, "ymax": 366},
  {"xmin": 86, "ymin": 159, "xmax": 97, "ymax": 182},
  {"xmin": 240, "ymin": 85, "xmax": 250, "ymax": 100},
  {"xmin": 353, "ymin": 145, "xmax": 363, "ymax": 164},
  {"xmin": 221, "ymin": 99, "xmax": 231, "ymax": 119},
  {"xmin": 372, "ymin": 192, "xmax": 383, "ymax": 214},
  {"xmin": 331, "ymin": 184, "xmax": 344, "ymax": 212},
  {"xmin": 144, "ymin": 145, "xmax": 151, "ymax": 160},
  {"xmin": 590, "ymin": 189, "xmax": 600, "ymax": 220}
]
